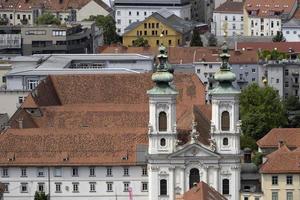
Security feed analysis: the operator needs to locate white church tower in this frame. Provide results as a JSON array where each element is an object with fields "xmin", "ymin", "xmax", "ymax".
[
  {"xmin": 209, "ymin": 42, "xmax": 241, "ymax": 200},
  {"xmin": 147, "ymin": 46, "xmax": 178, "ymax": 200},
  {"xmin": 147, "ymin": 43, "xmax": 241, "ymax": 200}
]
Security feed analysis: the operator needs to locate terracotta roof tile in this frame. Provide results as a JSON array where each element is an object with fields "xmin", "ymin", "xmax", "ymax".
[
  {"xmin": 183, "ymin": 181, "xmax": 227, "ymax": 200},
  {"xmin": 3, "ymin": 73, "xmax": 211, "ymax": 165},
  {"xmin": 214, "ymin": 1, "xmax": 243, "ymax": 13},
  {"xmin": 257, "ymin": 128, "xmax": 300, "ymax": 148},
  {"xmin": 260, "ymin": 145, "xmax": 300, "ymax": 173},
  {"xmin": 0, "ymin": 0, "xmax": 112, "ymax": 12},
  {"xmin": 245, "ymin": 0, "xmax": 297, "ymax": 18},
  {"xmin": 237, "ymin": 42, "xmax": 300, "ymax": 53}
]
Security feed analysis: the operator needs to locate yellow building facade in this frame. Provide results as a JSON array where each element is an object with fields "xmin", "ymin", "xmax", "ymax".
[
  {"xmin": 122, "ymin": 16, "xmax": 184, "ymax": 47},
  {"xmin": 261, "ymin": 174, "xmax": 300, "ymax": 200}
]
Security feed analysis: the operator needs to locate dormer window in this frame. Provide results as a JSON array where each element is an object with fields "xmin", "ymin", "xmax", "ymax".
[
  {"xmin": 159, "ymin": 111, "xmax": 167, "ymax": 131},
  {"xmin": 221, "ymin": 111, "xmax": 230, "ymax": 131}
]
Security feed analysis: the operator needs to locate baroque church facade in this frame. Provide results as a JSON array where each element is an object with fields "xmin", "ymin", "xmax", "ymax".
[
  {"xmin": 147, "ymin": 44, "xmax": 241, "ymax": 200},
  {"xmin": 0, "ymin": 44, "xmax": 240, "ymax": 200}
]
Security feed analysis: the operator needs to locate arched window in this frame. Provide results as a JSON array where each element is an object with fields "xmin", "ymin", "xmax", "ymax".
[
  {"xmin": 221, "ymin": 111, "xmax": 230, "ymax": 131},
  {"xmin": 160, "ymin": 179, "xmax": 167, "ymax": 195},
  {"xmin": 223, "ymin": 138, "xmax": 229, "ymax": 146},
  {"xmin": 222, "ymin": 179, "xmax": 229, "ymax": 195},
  {"xmin": 160, "ymin": 138, "xmax": 166, "ymax": 146},
  {"xmin": 159, "ymin": 111, "xmax": 167, "ymax": 131},
  {"xmin": 189, "ymin": 168, "xmax": 200, "ymax": 189}
]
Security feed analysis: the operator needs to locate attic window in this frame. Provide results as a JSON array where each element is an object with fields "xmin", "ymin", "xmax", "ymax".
[{"xmin": 158, "ymin": 112, "xmax": 167, "ymax": 131}]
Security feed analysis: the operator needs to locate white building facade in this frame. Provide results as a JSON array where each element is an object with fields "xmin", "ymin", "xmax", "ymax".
[
  {"xmin": 282, "ymin": 19, "xmax": 300, "ymax": 42},
  {"xmin": 211, "ymin": 1, "xmax": 244, "ymax": 36},
  {"xmin": 114, "ymin": 0, "xmax": 191, "ymax": 35}
]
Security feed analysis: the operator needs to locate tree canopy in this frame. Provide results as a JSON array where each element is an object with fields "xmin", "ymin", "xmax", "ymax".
[
  {"xmin": 36, "ymin": 13, "xmax": 61, "ymax": 25},
  {"xmin": 272, "ymin": 31, "xmax": 285, "ymax": 42},
  {"xmin": 240, "ymin": 84, "xmax": 287, "ymax": 141},
  {"xmin": 207, "ymin": 33, "xmax": 217, "ymax": 47},
  {"xmin": 190, "ymin": 31, "xmax": 203, "ymax": 47},
  {"xmin": 86, "ymin": 15, "xmax": 120, "ymax": 45},
  {"xmin": 285, "ymin": 96, "xmax": 300, "ymax": 128},
  {"xmin": 34, "ymin": 191, "xmax": 48, "ymax": 200},
  {"xmin": 133, "ymin": 37, "xmax": 149, "ymax": 47}
]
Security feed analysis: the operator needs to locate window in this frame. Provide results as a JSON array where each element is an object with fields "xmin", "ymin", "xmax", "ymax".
[
  {"xmin": 244, "ymin": 197, "xmax": 249, "ymax": 200},
  {"xmin": 157, "ymin": 40, "xmax": 160, "ymax": 45},
  {"xmin": 277, "ymin": 21, "xmax": 279, "ymax": 26},
  {"xmin": 286, "ymin": 175, "xmax": 293, "ymax": 185},
  {"xmin": 3, "ymin": 183, "xmax": 9, "ymax": 193},
  {"xmin": 123, "ymin": 182, "xmax": 130, "ymax": 192},
  {"xmin": 142, "ymin": 166, "xmax": 147, "ymax": 176},
  {"xmin": 144, "ymin": 11, "xmax": 147, "ymax": 16},
  {"xmin": 169, "ymin": 40, "xmax": 172, "ymax": 45},
  {"xmin": 152, "ymin": 23, "xmax": 154, "ymax": 28},
  {"xmin": 106, "ymin": 167, "xmax": 112, "ymax": 176},
  {"xmin": 233, "ymin": 16, "xmax": 236, "ymax": 21},
  {"xmin": 197, "ymin": 69, "xmax": 200, "ymax": 74},
  {"xmin": 129, "ymin": 11, "xmax": 131, "ymax": 16},
  {"xmin": 156, "ymin": 23, "xmax": 159, "ymax": 28},
  {"xmin": 225, "ymin": 16, "xmax": 228, "ymax": 21},
  {"xmin": 37, "ymin": 168, "xmax": 44, "ymax": 177},
  {"xmin": 55, "ymin": 183, "xmax": 61, "ymax": 193},
  {"xmin": 90, "ymin": 182, "xmax": 96, "ymax": 192},
  {"xmin": 10, "ymin": 14, "xmax": 13, "ymax": 19},
  {"xmin": 272, "ymin": 192, "xmax": 278, "ymax": 200},
  {"xmin": 222, "ymin": 179, "xmax": 229, "ymax": 195},
  {"xmin": 89, "ymin": 167, "xmax": 95, "ymax": 177},
  {"xmin": 286, "ymin": 31, "xmax": 290, "ymax": 34},
  {"xmin": 142, "ymin": 182, "xmax": 148, "ymax": 191},
  {"xmin": 123, "ymin": 167, "xmax": 129, "ymax": 176},
  {"xmin": 232, "ymin": 24, "xmax": 236, "ymax": 30},
  {"xmin": 252, "ymin": 68, "xmax": 256, "ymax": 73},
  {"xmin": 272, "ymin": 176, "xmax": 278, "ymax": 185},
  {"xmin": 241, "ymin": 16, "xmax": 243, "ymax": 21},
  {"xmin": 117, "ymin": 19, "xmax": 121, "ymax": 24},
  {"xmin": 276, "ymin": 79, "xmax": 279, "ymax": 83},
  {"xmin": 144, "ymin": 23, "xmax": 147, "ymax": 29},
  {"xmin": 160, "ymin": 138, "xmax": 166, "ymax": 146},
  {"xmin": 160, "ymin": 179, "xmax": 167, "ymax": 195},
  {"xmin": 38, "ymin": 183, "xmax": 45, "ymax": 192},
  {"xmin": 72, "ymin": 182, "xmax": 79, "ymax": 193},
  {"xmin": 18, "ymin": 96, "xmax": 25, "ymax": 104},
  {"xmin": 21, "ymin": 168, "xmax": 27, "ymax": 177},
  {"xmin": 54, "ymin": 168, "xmax": 62, "ymax": 177},
  {"xmin": 159, "ymin": 111, "xmax": 167, "ymax": 131},
  {"xmin": 221, "ymin": 111, "xmax": 230, "ymax": 131},
  {"xmin": 21, "ymin": 183, "xmax": 28, "ymax": 193},
  {"xmin": 223, "ymin": 138, "xmax": 229, "ymax": 145},
  {"xmin": 52, "ymin": 30, "xmax": 66, "ymax": 36},
  {"xmin": 2, "ymin": 168, "xmax": 8, "ymax": 177},
  {"xmin": 72, "ymin": 167, "xmax": 78, "ymax": 177},
  {"xmin": 144, "ymin": 30, "xmax": 147, "ymax": 35},
  {"xmin": 129, "ymin": 19, "xmax": 132, "ymax": 24},
  {"xmin": 27, "ymin": 79, "xmax": 39, "ymax": 90},
  {"xmin": 287, "ymin": 191, "xmax": 293, "ymax": 200},
  {"xmin": 17, "ymin": 14, "xmax": 20, "ymax": 19},
  {"xmin": 285, "ymin": 69, "xmax": 289, "ymax": 75},
  {"xmin": 107, "ymin": 182, "xmax": 113, "ymax": 192},
  {"xmin": 136, "ymin": 11, "xmax": 139, "ymax": 16},
  {"xmin": 117, "ymin": 10, "xmax": 121, "ymax": 16},
  {"xmin": 252, "ymin": 78, "xmax": 256, "ymax": 81},
  {"xmin": 255, "ymin": 198, "xmax": 260, "ymax": 200},
  {"xmin": 293, "ymin": 31, "xmax": 297, "ymax": 34}
]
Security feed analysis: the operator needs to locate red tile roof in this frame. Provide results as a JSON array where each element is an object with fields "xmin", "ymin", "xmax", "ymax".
[
  {"xmin": 260, "ymin": 145, "xmax": 300, "ymax": 173},
  {"xmin": 100, "ymin": 46, "xmax": 258, "ymax": 64},
  {"xmin": 214, "ymin": 1, "xmax": 243, "ymax": 13},
  {"xmin": 2, "ymin": 73, "xmax": 211, "ymax": 166},
  {"xmin": 183, "ymin": 182, "xmax": 227, "ymax": 200},
  {"xmin": 237, "ymin": 42, "xmax": 300, "ymax": 53},
  {"xmin": 245, "ymin": 0, "xmax": 297, "ymax": 18},
  {"xmin": 257, "ymin": 128, "xmax": 300, "ymax": 148},
  {"xmin": 0, "ymin": 0, "xmax": 112, "ymax": 12}
]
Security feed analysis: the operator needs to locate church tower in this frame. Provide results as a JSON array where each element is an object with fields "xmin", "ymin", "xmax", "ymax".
[
  {"xmin": 209, "ymin": 42, "xmax": 241, "ymax": 200},
  {"xmin": 147, "ymin": 46, "xmax": 178, "ymax": 200}
]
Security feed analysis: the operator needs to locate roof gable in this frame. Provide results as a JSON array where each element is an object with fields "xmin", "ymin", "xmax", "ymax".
[{"xmin": 168, "ymin": 143, "xmax": 220, "ymax": 159}]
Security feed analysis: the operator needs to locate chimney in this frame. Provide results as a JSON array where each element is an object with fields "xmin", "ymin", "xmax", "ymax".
[
  {"xmin": 17, "ymin": 118, "xmax": 23, "ymax": 129},
  {"xmin": 278, "ymin": 140, "xmax": 284, "ymax": 149},
  {"xmin": 243, "ymin": 148, "xmax": 252, "ymax": 163}
]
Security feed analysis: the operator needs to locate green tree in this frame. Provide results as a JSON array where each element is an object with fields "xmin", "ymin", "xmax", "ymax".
[
  {"xmin": 285, "ymin": 96, "xmax": 300, "ymax": 128},
  {"xmin": 86, "ymin": 15, "xmax": 120, "ymax": 45},
  {"xmin": 36, "ymin": 12, "xmax": 61, "ymax": 25},
  {"xmin": 207, "ymin": 33, "xmax": 217, "ymax": 47},
  {"xmin": 252, "ymin": 152, "xmax": 263, "ymax": 166},
  {"xmin": 240, "ymin": 134, "xmax": 257, "ymax": 150},
  {"xmin": 133, "ymin": 37, "xmax": 149, "ymax": 47},
  {"xmin": 240, "ymin": 83, "xmax": 287, "ymax": 140},
  {"xmin": 272, "ymin": 31, "xmax": 285, "ymax": 42},
  {"xmin": 190, "ymin": 30, "xmax": 203, "ymax": 47},
  {"xmin": 34, "ymin": 191, "xmax": 48, "ymax": 200}
]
